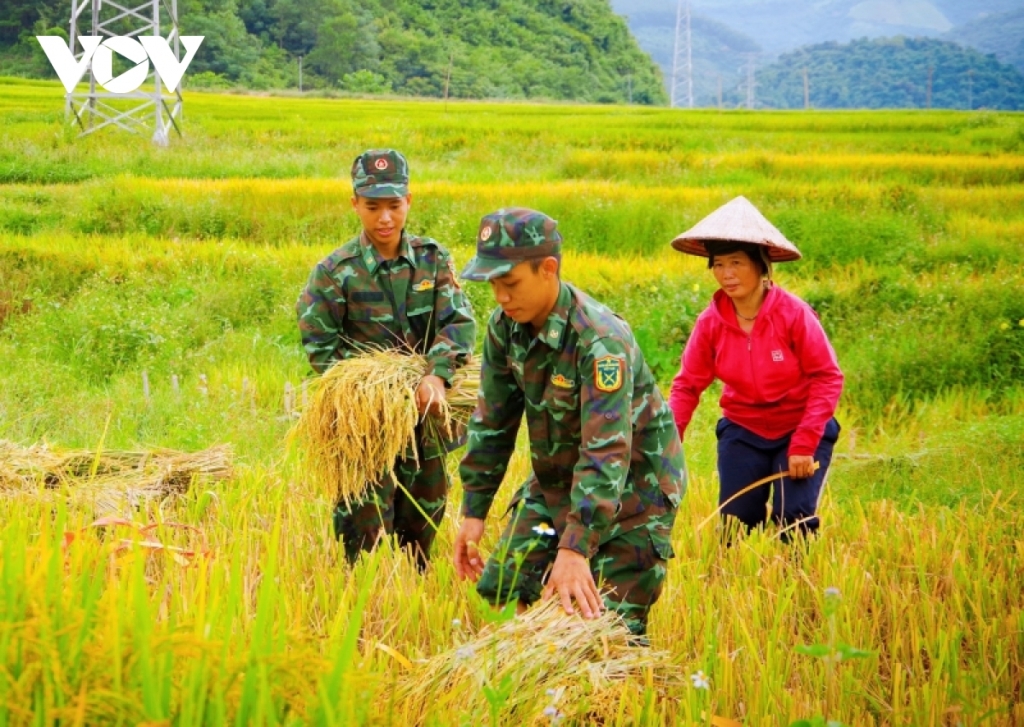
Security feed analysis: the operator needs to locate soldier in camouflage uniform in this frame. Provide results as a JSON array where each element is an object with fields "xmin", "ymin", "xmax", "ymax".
[
  {"xmin": 296, "ymin": 149, "xmax": 476, "ymax": 569},
  {"xmin": 452, "ymin": 208, "xmax": 686, "ymax": 636}
]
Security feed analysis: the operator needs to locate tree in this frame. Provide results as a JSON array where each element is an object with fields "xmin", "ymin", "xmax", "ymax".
[
  {"xmin": 306, "ymin": 4, "xmax": 380, "ymax": 84},
  {"xmin": 748, "ymin": 36, "xmax": 1024, "ymax": 110}
]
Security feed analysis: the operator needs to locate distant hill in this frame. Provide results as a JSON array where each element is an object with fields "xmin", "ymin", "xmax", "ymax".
[
  {"xmin": 945, "ymin": 9, "xmax": 1024, "ymax": 73},
  {"xmin": 930, "ymin": 0, "xmax": 1024, "ymax": 27},
  {"xmin": 612, "ymin": 0, "xmax": 1017, "ymax": 59},
  {"xmin": 747, "ymin": 36, "xmax": 1024, "ymax": 110},
  {"xmin": 610, "ymin": 2, "xmax": 760, "ymax": 104},
  {"xmin": 0, "ymin": 0, "xmax": 667, "ymax": 104}
]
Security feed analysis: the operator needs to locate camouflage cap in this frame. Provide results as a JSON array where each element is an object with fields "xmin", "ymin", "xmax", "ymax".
[
  {"xmin": 460, "ymin": 208, "xmax": 563, "ymax": 282},
  {"xmin": 351, "ymin": 149, "xmax": 410, "ymax": 198}
]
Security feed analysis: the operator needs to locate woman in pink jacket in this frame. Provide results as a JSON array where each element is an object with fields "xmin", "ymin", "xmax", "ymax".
[{"xmin": 668, "ymin": 197, "xmax": 843, "ymax": 539}]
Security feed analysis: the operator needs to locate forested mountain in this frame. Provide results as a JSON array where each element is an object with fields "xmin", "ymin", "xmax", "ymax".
[
  {"xmin": 611, "ymin": 0, "xmax": 1024, "ymax": 108},
  {"xmin": 945, "ymin": 9, "xmax": 1024, "ymax": 73},
  {"xmin": 612, "ymin": 0, "xmax": 1017, "ymax": 55},
  {"xmin": 0, "ymin": 0, "xmax": 667, "ymax": 104},
  {"xmin": 748, "ymin": 37, "xmax": 1024, "ymax": 110}
]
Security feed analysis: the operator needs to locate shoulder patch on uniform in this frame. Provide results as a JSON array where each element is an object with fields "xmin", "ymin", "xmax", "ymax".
[
  {"xmin": 413, "ymin": 279, "xmax": 436, "ymax": 292},
  {"xmin": 550, "ymin": 373, "xmax": 575, "ymax": 389},
  {"xmin": 594, "ymin": 356, "xmax": 624, "ymax": 393}
]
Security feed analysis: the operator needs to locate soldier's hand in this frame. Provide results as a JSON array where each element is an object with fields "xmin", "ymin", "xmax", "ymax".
[
  {"xmin": 542, "ymin": 548, "xmax": 603, "ymax": 620},
  {"xmin": 416, "ymin": 374, "xmax": 446, "ymax": 416},
  {"xmin": 454, "ymin": 517, "xmax": 486, "ymax": 581},
  {"xmin": 788, "ymin": 455, "xmax": 817, "ymax": 480}
]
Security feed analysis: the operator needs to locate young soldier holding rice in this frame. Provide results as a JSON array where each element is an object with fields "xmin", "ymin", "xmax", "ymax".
[
  {"xmin": 296, "ymin": 149, "xmax": 476, "ymax": 568},
  {"xmin": 452, "ymin": 208, "xmax": 685, "ymax": 636}
]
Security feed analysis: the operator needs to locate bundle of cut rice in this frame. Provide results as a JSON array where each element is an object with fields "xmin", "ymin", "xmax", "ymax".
[
  {"xmin": 290, "ymin": 350, "xmax": 480, "ymax": 504},
  {"xmin": 395, "ymin": 598, "xmax": 677, "ymax": 724},
  {"xmin": 0, "ymin": 441, "xmax": 233, "ymax": 515}
]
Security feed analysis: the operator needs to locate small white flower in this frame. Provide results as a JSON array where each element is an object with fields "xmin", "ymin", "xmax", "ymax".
[
  {"xmin": 543, "ymin": 706, "xmax": 564, "ymax": 722},
  {"xmin": 690, "ymin": 670, "xmax": 710, "ymax": 689},
  {"xmin": 532, "ymin": 523, "xmax": 557, "ymax": 537},
  {"xmin": 451, "ymin": 618, "xmax": 461, "ymax": 628},
  {"xmin": 825, "ymin": 586, "xmax": 841, "ymax": 599},
  {"xmin": 455, "ymin": 645, "xmax": 475, "ymax": 660},
  {"xmin": 545, "ymin": 688, "xmax": 557, "ymax": 698}
]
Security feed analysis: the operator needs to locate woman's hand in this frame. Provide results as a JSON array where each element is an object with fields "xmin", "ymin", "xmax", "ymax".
[{"xmin": 788, "ymin": 455, "xmax": 817, "ymax": 480}]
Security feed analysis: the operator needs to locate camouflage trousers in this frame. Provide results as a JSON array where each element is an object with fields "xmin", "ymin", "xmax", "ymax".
[
  {"xmin": 333, "ymin": 453, "xmax": 448, "ymax": 570},
  {"xmin": 475, "ymin": 489, "xmax": 677, "ymax": 636}
]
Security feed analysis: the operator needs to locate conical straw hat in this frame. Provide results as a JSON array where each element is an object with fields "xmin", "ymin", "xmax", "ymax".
[{"xmin": 670, "ymin": 196, "xmax": 802, "ymax": 262}]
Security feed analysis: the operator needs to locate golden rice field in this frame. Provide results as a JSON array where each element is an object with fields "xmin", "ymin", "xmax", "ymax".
[{"xmin": 0, "ymin": 78, "xmax": 1022, "ymax": 725}]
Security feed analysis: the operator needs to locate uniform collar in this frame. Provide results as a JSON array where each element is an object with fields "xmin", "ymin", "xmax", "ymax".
[
  {"xmin": 510, "ymin": 281, "xmax": 571, "ymax": 349},
  {"xmin": 360, "ymin": 231, "xmax": 414, "ymax": 274}
]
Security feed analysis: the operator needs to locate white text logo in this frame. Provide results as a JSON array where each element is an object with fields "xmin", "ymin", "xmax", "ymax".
[{"xmin": 36, "ymin": 35, "xmax": 204, "ymax": 94}]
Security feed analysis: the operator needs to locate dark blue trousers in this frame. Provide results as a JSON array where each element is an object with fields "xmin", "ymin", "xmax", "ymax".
[{"xmin": 715, "ymin": 417, "xmax": 840, "ymax": 537}]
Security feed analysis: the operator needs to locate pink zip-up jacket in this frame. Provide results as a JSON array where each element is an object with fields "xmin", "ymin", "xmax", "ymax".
[{"xmin": 669, "ymin": 285, "xmax": 843, "ymax": 457}]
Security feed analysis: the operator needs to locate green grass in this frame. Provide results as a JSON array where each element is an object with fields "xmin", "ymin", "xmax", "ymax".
[{"xmin": 0, "ymin": 79, "xmax": 1022, "ymax": 724}]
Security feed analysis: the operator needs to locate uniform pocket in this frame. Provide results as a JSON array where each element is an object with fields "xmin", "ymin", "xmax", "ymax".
[
  {"xmin": 545, "ymin": 386, "xmax": 578, "ymax": 412},
  {"xmin": 406, "ymin": 290, "xmax": 436, "ymax": 318},
  {"xmin": 649, "ymin": 524, "xmax": 676, "ymax": 560},
  {"xmin": 531, "ymin": 385, "xmax": 578, "ymax": 460}
]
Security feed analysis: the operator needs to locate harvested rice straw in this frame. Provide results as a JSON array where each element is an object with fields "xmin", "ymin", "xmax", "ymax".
[
  {"xmin": 0, "ymin": 441, "xmax": 233, "ymax": 515},
  {"xmin": 290, "ymin": 349, "xmax": 480, "ymax": 505},
  {"xmin": 0, "ymin": 441, "xmax": 233, "ymax": 492},
  {"xmin": 395, "ymin": 598, "xmax": 676, "ymax": 723}
]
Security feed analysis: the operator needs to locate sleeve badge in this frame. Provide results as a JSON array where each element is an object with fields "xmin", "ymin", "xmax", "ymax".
[{"xmin": 594, "ymin": 356, "xmax": 624, "ymax": 393}]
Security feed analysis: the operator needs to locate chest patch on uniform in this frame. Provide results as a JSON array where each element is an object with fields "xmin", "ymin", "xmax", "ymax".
[
  {"xmin": 594, "ymin": 356, "xmax": 624, "ymax": 393},
  {"xmin": 772, "ymin": 350, "xmax": 785, "ymax": 362},
  {"xmin": 413, "ymin": 279, "xmax": 436, "ymax": 292},
  {"xmin": 550, "ymin": 373, "xmax": 575, "ymax": 389}
]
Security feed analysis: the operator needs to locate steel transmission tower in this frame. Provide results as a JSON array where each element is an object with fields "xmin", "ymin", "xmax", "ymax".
[
  {"xmin": 670, "ymin": 0, "xmax": 693, "ymax": 108},
  {"xmin": 66, "ymin": 0, "xmax": 188, "ymax": 145}
]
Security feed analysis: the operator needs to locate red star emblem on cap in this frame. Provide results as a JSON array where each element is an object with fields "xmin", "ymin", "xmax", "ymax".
[{"xmin": 374, "ymin": 158, "xmax": 389, "ymax": 171}]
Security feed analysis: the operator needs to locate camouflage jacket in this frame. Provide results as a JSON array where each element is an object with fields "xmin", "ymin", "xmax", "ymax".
[
  {"xmin": 459, "ymin": 282, "xmax": 686, "ymax": 558},
  {"xmin": 296, "ymin": 231, "xmax": 477, "ymax": 454}
]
